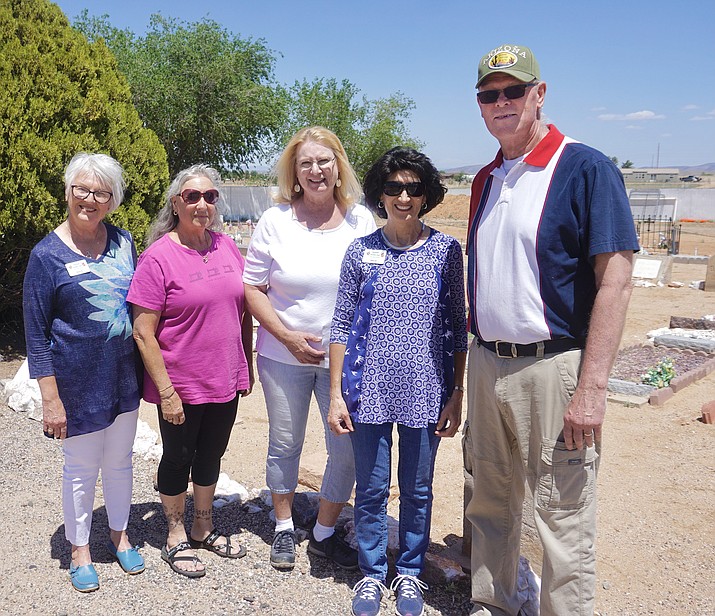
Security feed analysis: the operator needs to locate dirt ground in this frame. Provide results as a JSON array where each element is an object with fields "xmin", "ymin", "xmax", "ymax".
[{"xmin": 2, "ymin": 206, "xmax": 713, "ymax": 614}]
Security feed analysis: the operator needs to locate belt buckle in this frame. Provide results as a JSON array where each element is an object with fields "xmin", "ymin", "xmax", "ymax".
[{"xmin": 495, "ymin": 341, "xmax": 518, "ymax": 358}]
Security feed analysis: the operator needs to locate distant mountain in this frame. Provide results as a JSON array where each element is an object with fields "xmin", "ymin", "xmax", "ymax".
[
  {"xmin": 678, "ymin": 163, "xmax": 715, "ymax": 175},
  {"xmin": 442, "ymin": 165, "xmax": 484, "ymax": 174},
  {"xmin": 443, "ymin": 163, "xmax": 715, "ymax": 175}
]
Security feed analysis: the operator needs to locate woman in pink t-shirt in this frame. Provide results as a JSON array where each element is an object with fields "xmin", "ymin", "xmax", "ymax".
[{"xmin": 128, "ymin": 164, "xmax": 254, "ymax": 578}]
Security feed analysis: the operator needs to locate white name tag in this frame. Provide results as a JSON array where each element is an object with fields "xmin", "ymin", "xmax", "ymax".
[
  {"xmin": 65, "ymin": 260, "xmax": 91, "ymax": 276},
  {"xmin": 362, "ymin": 249, "xmax": 387, "ymax": 264}
]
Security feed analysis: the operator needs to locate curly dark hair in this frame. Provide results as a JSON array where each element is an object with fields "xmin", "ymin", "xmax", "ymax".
[{"xmin": 362, "ymin": 147, "xmax": 447, "ymax": 220}]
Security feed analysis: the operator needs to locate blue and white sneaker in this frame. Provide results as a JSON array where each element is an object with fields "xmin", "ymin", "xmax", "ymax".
[
  {"xmin": 391, "ymin": 574, "xmax": 428, "ymax": 616},
  {"xmin": 352, "ymin": 577, "xmax": 388, "ymax": 616}
]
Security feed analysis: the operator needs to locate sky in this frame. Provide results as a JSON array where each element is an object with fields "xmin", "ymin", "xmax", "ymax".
[{"xmin": 53, "ymin": 0, "xmax": 715, "ymax": 171}]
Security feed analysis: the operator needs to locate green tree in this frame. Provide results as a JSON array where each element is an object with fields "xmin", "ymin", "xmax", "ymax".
[
  {"xmin": 0, "ymin": 0, "xmax": 167, "ymax": 321},
  {"xmin": 75, "ymin": 12, "xmax": 285, "ymax": 176},
  {"xmin": 610, "ymin": 156, "xmax": 619, "ymax": 166},
  {"xmin": 279, "ymin": 78, "xmax": 423, "ymax": 179},
  {"xmin": 621, "ymin": 160, "xmax": 634, "ymax": 169}
]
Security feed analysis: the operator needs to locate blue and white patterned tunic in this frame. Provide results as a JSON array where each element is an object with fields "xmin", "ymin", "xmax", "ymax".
[{"xmin": 331, "ymin": 228, "xmax": 467, "ymax": 428}]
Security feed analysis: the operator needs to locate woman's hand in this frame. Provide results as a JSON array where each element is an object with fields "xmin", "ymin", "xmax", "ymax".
[
  {"xmin": 283, "ymin": 331, "xmax": 326, "ymax": 365},
  {"xmin": 328, "ymin": 396, "xmax": 353, "ymax": 435},
  {"xmin": 160, "ymin": 389, "xmax": 185, "ymax": 425},
  {"xmin": 37, "ymin": 376, "xmax": 67, "ymax": 439},
  {"xmin": 435, "ymin": 391, "xmax": 463, "ymax": 438},
  {"xmin": 42, "ymin": 395, "xmax": 68, "ymax": 439}
]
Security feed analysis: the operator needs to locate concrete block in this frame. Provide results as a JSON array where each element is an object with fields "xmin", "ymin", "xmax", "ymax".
[
  {"xmin": 607, "ymin": 393, "xmax": 650, "ymax": 408},
  {"xmin": 701, "ymin": 401, "xmax": 715, "ymax": 424},
  {"xmin": 649, "ymin": 387, "xmax": 674, "ymax": 406},
  {"xmin": 653, "ymin": 335, "xmax": 715, "ymax": 353}
]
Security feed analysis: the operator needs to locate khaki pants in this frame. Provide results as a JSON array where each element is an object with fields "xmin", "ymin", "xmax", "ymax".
[{"xmin": 465, "ymin": 342, "xmax": 599, "ymax": 616}]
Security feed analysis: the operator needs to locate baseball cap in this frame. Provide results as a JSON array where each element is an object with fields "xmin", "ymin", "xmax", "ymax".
[{"xmin": 476, "ymin": 45, "xmax": 540, "ymax": 87}]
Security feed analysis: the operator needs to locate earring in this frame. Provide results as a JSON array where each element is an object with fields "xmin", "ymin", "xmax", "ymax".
[
  {"xmin": 335, "ymin": 177, "xmax": 342, "ymax": 188},
  {"xmin": 172, "ymin": 210, "xmax": 178, "ymax": 216},
  {"xmin": 294, "ymin": 183, "xmax": 301, "ymax": 193},
  {"xmin": 377, "ymin": 201, "xmax": 385, "ymax": 209},
  {"xmin": 421, "ymin": 202, "xmax": 427, "ymax": 212}
]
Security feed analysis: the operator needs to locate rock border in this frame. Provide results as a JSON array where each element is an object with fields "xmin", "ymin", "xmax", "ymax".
[{"xmin": 608, "ymin": 343, "xmax": 715, "ymax": 406}]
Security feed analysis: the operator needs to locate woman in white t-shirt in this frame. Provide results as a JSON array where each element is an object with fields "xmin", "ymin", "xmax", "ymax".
[{"xmin": 243, "ymin": 127, "xmax": 376, "ymax": 571}]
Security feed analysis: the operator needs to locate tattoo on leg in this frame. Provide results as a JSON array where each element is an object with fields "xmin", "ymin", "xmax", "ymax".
[
  {"xmin": 194, "ymin": 507, "xmax": 212, "ymax": 521},
  {"xmin": 164, "ymin": 506, "xmax": 185, "ymax": 532}
]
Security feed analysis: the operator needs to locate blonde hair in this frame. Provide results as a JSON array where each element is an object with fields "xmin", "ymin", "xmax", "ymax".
[{"xmin": 272, "ymin": 126, "xmax": 361, "ymax": 208}]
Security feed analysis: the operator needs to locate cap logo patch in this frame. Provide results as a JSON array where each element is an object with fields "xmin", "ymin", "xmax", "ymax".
[{"xmin": 488, "ymin": 51, "xmax": 518, "ymax": 70}]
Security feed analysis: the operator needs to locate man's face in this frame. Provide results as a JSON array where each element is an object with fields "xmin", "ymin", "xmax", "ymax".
[{"xmin": 477, "ymin": 74, "xmax": 546, "ymax": 143}]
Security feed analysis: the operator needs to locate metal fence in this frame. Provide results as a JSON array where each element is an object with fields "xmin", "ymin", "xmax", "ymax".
[{"xmin": 633, "ymin": 216, "xmax": 681, "ymax": 255}]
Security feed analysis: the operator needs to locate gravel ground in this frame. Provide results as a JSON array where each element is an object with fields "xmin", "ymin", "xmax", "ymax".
[{"xmin": 0, "ymin": 399, "xmax": 471, "ymax": 616}]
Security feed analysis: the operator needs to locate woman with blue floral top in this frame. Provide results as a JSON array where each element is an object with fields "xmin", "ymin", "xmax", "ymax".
[{"xmin": 23, "ymin": 153, "xmax": 144, "ymax": 593}]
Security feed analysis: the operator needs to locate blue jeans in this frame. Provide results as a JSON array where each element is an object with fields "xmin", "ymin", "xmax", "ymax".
[
  {"xmin": 257, "ymin": 354, "xmax": 355, "ymax": 503},
  {"xmin": 350, "ymin": 422, "xmax": 440, "ymax": 581}
]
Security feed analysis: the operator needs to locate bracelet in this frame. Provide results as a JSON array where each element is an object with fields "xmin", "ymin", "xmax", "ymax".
[
  {"xmin": 159, "ymin": 388, "xmax": 175, "ymax": 399},
  {"xmin": 158, "ymin": 384, "xmax": 174, "ymax": 393},
  {"xmin": 453, "ymin": 385, "xmax": 465, "ymax": 392}
]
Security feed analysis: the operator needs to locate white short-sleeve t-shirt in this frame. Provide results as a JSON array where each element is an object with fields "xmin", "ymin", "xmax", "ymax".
[{"xmin": 242, "ymin": 203, "xmax": 376, "ymax": 367}]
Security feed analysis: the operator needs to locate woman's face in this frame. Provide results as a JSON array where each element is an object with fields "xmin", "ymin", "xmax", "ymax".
[
  {"xmin": 294, "ymin": 140, "xmax": 338, "ymax": 198},
  {"xmin": 67, "ymin": 173, "xmax": 112, "ymax": 228},
  {"xmin": 172, "ymin": 176, "xmax": 218, "ymax": 233},
  {"xmin": 381, "ymin": 169, "xmax": 425, "ymax": 224}
]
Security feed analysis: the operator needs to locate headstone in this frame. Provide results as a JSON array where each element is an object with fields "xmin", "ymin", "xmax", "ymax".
[
  {"xmin": 632, "ymin": 255, "xmax": 672, "ymax": 284},
  {"xmin": 705, "ymin": 256, "xmax": 715, "ymax": 292},
  {"xmin": 669, "ymin": 316, "xmax": 715, "ymax": 330}
]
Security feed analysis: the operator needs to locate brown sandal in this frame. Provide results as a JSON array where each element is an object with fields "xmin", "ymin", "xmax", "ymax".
[
  {"xmin": 161, "ymin": 541, "xmax": 206, "ymax": 577},
  {"xmin": 189, "ymin": 528, "xmax": 247, "ymax": 559}
]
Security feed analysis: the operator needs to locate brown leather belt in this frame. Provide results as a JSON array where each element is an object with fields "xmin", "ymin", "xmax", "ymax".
[{"xmin": 477, "ymin": 338, "xmax": 584, "ymax": 359}]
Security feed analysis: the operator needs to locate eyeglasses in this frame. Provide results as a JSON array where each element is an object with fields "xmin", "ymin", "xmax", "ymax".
[
  {"xmin": 180, "ymin": 189, "xmax": 220, "ymax": 205},
  {"xmin": 476, "ymin": 82, "xmax": 537, "ymax": 105},
  {"xmin": 297, "ymin": 157, "xmax": 335, "ymax": 170},
  {"xmin": 71, "ymin": 185, "xmax": 113, "ymax": 204},
  {"xmin": 382, "ymin": 182, "xmax": 425, "ymax": 197}
]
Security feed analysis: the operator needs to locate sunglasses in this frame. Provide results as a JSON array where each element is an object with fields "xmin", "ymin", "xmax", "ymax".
[
  {"xmin": 382, "ymin": 182, "xmax": 425, "ymax": 197},
  {"xmin": 180, "ymin": 188, "xmax": 220, "ymax": 205},
  {"xmin": 476, "ymin": 82, "xmax": 537, "ymax": 105}
]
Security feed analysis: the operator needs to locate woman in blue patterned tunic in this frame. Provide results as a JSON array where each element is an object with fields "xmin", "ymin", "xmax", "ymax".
[
  {"xmin": 23, "ymin": 153, "xmax": 144, "ymax": 592},
  {"xmin": 328, "ymin": 148, "xmax": 468, "ymax": 616}
]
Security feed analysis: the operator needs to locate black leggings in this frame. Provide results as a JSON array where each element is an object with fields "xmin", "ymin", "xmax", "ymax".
[{"xmin": 157, "ymin": 395, "xmax": 239, "ymax": 496}]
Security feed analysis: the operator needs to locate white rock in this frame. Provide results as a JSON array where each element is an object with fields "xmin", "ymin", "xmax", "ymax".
[{"xmin": 4, "ymin": 359, "xmax": 42, "ymax": 421}]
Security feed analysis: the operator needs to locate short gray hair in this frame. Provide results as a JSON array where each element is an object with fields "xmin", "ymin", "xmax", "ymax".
[
  {"xmin": 146, "ymin": 164, "xmax": 225, "ymax": 245},
  {"xmin": 64, "ymin": 152, "xmax": 126, "ymax": 213}
]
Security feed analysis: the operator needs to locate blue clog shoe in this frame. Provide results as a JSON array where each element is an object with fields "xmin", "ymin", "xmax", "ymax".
[
  {"xmin": 69, "ymin": 562, "xmax": 99, "ymax": 592},
  {"xmin": 107, "ymin": 541, "xmax": 145, "ymax": 575}
]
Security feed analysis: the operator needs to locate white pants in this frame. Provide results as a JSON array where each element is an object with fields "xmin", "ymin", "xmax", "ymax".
[{"xmin": 62, "ymin": 409, "xmax": 139, "ymax": 546}]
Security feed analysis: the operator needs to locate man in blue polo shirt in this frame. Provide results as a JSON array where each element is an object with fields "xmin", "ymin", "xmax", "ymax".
[{"xmin": 464, "ymin": 44, "xmax": 639, "ymax": 616}]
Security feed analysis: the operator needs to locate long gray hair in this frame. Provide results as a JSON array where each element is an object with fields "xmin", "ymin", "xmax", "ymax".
[{"xmin": 146, "ymin": 164, "xmax": 225, "ymax": 245}]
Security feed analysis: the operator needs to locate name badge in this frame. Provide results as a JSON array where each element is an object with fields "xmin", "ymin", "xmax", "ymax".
[
  {"xmin": 65, "ymin": 260, "xmax": 91, "ymax": 276},
  {"xmin": 362, "ymin": 249, "xmax": 387, "ymax": 264}
]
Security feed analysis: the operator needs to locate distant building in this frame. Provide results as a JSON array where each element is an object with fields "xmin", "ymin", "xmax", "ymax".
[{"xmin": 620, "ymin": 168, "xmax": 679, "ymax": 183}]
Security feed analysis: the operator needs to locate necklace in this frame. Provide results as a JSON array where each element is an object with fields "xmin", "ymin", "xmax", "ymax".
[
  {"xmin": 381, "ymin": 222, "xmax": 426, "ymax": 251},
  {"xmin": 177, "ymin": 230, "xmax": 212, "ymax": 262},
  {"xmin": 69, "ymin": 225, "xmax": 105, "ymax": 259}
]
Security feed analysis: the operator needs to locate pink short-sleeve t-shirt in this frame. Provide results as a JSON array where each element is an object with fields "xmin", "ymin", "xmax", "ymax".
[{"xmin": 127, "ymin": 231, "xmax": 250, "ymax": 404}]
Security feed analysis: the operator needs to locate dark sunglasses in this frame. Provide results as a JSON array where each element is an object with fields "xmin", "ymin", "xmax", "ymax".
[
  {"xmin": 476, "ymin": 82, "xmax": 537, "ymax": 105},
  {"xmin": 382, "ymin": 182, "xmax": 425, "ymax": 197},
  {"xmin": 180, "ymin": 188, "xmax": 220, "ymax": 205}
]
